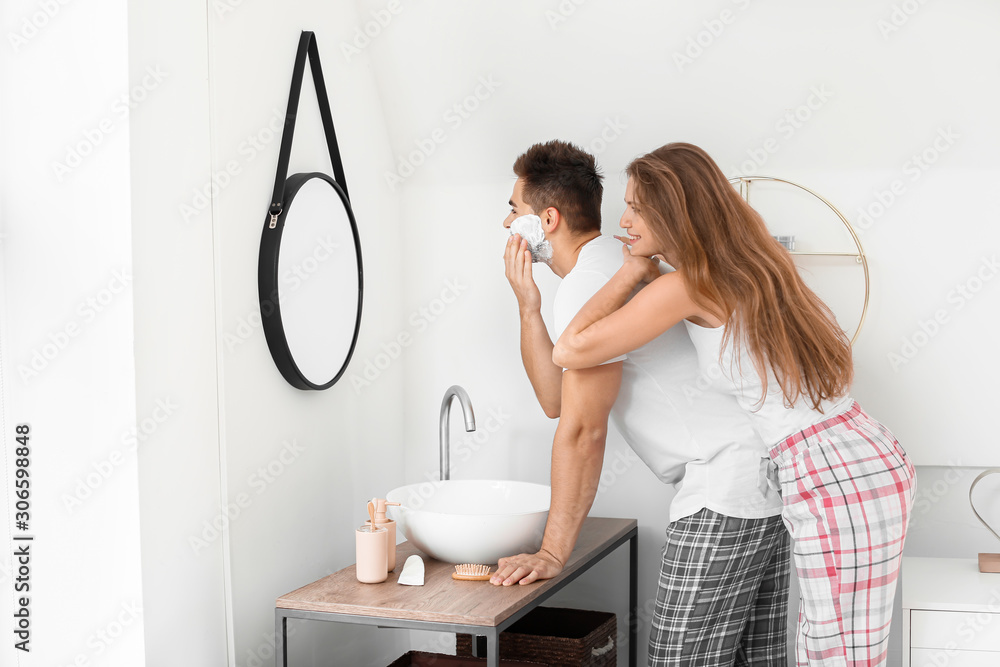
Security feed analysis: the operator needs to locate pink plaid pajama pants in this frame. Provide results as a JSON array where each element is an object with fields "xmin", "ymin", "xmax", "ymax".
[{"xmin": 769, "ymin": 401, "xmax": 915, "ymax": 666}]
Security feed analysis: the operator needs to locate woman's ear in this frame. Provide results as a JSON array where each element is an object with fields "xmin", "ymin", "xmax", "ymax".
[{"xmin": 540, "ymin": 207, "xmax": 561, "ymax": 234}]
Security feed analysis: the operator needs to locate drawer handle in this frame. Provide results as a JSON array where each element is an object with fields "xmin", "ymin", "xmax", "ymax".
[{"xmin": 592, "ymin": 637, "xmax": 614, "ymax": 656}]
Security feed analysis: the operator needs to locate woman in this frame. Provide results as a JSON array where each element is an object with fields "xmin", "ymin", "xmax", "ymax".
[{"xmin": 553, "ymin": 143, "xmax": 915, "ymax": 667}]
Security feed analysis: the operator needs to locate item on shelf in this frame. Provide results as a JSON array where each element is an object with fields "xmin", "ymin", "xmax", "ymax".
[
  {"xmin": 772, "ymin": 234, "xmax": 795, "ymax": 251},
  {"xmin": 356, "ymin": 501, "xmax": 389, "ymax": 583},
  {"xmin": 372, "ymin": 497, "xmax": 401, "ymax": 571},
  {"xmin": 457, "ymin": 606, "xmax": 616, "ymax": 667},
  {"xmin": 388, "ymin": 651, "xmax": 546, "ymax": 667},
  {"xmin": 969, "ymin": 468, "xmax": 1000, "ymax": 573},
  {"xmin": 397, "ymin": 555, "xmax": 425, "ymax": 586},
  {"xmin": 453, "ymin": 563, "xmax": 492, "ymax": 581},
  {"xmin": 729, "ymin": 175, "xmax": 869, "ymax": 345}
]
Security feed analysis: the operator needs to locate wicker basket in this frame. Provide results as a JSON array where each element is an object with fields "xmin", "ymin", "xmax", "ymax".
[
  {"xmin": 387, "ymin": 651, "xmax": 547, "ymax": 667},
  {"xmin": 456, "ymin": 607, "xmax": 616, "ymax": 667}
]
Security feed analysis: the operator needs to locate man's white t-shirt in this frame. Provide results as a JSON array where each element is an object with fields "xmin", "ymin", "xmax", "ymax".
[{"xmin": 552, "ymin": 235, "xmax": 781, "ymax": 522}]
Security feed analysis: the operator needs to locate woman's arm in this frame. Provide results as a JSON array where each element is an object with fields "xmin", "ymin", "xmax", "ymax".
[{"xmin": 553, "ymin": 259, "xmax": 701, "ymax": 369}]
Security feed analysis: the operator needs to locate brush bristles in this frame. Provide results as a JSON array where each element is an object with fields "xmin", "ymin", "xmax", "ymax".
[{"xmin": 452, "ymin": 563, "xmax": 492, "ymax": 580}]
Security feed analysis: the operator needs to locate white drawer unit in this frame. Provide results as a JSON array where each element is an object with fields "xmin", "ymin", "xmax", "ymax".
[
  {"xmin": 902, "ymin": 557, "xmax": 1000, "ymax": 667},
  {"xmin": 910, "ymin": 649, "xmax": 1000, "ymax": 666}
]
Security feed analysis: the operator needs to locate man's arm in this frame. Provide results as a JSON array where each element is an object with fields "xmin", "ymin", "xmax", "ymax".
[
  {"xmin": 490, "ymin": 361, "xmax": 622, "ymax": 585},
  {"xmin": 505, "ymin": 235, "xmax": 563, "ymax": 417}
]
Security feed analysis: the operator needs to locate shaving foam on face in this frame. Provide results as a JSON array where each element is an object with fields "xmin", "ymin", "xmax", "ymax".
[{"xmin": 509, "ymin": 214, "xmax": 553, "ymax": 264}]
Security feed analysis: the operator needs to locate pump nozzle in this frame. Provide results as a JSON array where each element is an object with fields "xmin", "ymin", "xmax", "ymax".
[{"xmin": 371, "ymin": 497, "xmax": 401, "ymax": 523}]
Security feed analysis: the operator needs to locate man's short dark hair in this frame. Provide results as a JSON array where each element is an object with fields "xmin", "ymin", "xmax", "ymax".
[{"xmin": 512, "ymin": 140, "xmax": 603, "ymax": 234}]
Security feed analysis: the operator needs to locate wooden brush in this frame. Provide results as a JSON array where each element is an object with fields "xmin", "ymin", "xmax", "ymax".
[{"xmin": 452, "ymin": 564, "xmax": 492, "ymax": 581}]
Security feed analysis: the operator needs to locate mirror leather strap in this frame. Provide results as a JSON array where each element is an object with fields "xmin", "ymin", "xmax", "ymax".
[{"xmin": 269, "ymin": 31, "xmax": 349, "ymax": 219}]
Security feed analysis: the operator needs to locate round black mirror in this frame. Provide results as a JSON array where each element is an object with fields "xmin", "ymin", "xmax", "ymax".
[
  {"xmin": 258, "ymin": 32, "xmax": 362, "ymax": 390},
  {"xmin": 258, "ymin": 172, "xmax": 362, "ymax": 390}
]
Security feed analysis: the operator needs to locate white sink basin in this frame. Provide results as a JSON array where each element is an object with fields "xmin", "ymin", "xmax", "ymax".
[{"xmin": 386, "ymin": 480, "xmax": 550, "ymax": 564}]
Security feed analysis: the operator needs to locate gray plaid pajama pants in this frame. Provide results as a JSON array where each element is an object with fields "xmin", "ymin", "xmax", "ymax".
[{"xmin": 648, "ymin": 508, "xmax": 791, "ymax": 666}]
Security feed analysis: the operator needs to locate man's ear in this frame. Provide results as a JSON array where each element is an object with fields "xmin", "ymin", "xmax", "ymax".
[{"xmin": 540, "ymin": 207, "xmax": 561, "ymax": 235}]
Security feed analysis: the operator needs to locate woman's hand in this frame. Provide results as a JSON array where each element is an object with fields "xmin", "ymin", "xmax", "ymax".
[{"xmin": 614, "ymin": 239, "xmax": 661, "ymax": 285}]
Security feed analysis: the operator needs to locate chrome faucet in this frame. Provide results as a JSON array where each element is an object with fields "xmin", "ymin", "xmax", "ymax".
[{"xmin": 439, "ymin": 385, "xmax": 476, "ymax": 481}]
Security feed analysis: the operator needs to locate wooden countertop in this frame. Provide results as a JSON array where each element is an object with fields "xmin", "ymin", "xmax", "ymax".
[{"xmin": 276, "ymin": 516, "xmax": 636, "ymax": 627}]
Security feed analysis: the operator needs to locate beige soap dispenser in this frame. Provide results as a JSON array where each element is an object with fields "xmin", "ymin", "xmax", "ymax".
[
  {"xmin": 371, "ymin": 497, "xmax": 401, "ymax": 571},
  {"xmin": 356, "ymin": 500, "xmax": 387, "ymax": 584}
]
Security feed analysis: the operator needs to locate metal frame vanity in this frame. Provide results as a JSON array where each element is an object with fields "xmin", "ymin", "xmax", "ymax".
[{"xmin": 275, "ymin": 516, "xmax": 638, "ymax": 667}]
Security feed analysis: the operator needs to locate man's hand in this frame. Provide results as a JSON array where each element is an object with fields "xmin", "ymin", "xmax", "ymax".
[
  {"xmin": 490, "ymin": 549, "xmax": 564, "ymax": 586},
  {"xmin": 505, "ymin": 234, "xmax": 542, "ymax": 313},
  {"xmin": 505, "ymin": 232, "xmax": 562, "ymax": 417}
]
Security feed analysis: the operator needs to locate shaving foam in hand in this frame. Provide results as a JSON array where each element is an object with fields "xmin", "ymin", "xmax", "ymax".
[{"xmin": 509, "ymin": 214, "xmax": 553, "ymax": 264}]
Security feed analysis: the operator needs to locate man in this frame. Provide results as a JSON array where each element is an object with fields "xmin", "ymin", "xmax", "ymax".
[{"xmin": 490, "ymin": 140, "xmax": 790, "ymax": 665}]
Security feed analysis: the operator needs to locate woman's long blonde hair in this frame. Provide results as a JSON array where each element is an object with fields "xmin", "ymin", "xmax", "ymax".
[{"xmin": 627, "ymin": 143, "xmax": 853, "ymax": 410}]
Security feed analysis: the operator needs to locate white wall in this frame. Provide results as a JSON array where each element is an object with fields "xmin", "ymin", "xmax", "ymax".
[
  {"xmin": 129, "ymin": 1, "xmax": 408, "ymax": 666},
  {"xmin": 209, "ymin": 5, "xmax": 409, "ymax": 667},
  {"xmin": 128, "ymin": 0, "xmax": 229, "ymax": 664},
  {"xmin": 0, "ymin": 1, "xmax": 144, "ymax": 666}
]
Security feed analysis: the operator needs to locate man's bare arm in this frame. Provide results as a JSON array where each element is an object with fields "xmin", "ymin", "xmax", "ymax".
[
  {"xmin": 491, "ymin": 362, "xmax": 623, "ymax": 585},
  {"xmin": 505, "ymin": 235, "xmax": 563, "ymax": 417},
  {"xmin": 518, "ymin": 309, "xmax": 563, "ymax": 417}
]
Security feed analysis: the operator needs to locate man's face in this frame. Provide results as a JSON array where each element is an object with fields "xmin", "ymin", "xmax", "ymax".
[{"xmin": 504, "ymin": 178, "xmax": 534, "ymax": 229}]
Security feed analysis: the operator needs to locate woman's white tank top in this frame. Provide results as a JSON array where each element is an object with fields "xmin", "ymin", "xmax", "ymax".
[{"xmin": 684, "ymin": 320, "xmax": 853, "ymax": 445}]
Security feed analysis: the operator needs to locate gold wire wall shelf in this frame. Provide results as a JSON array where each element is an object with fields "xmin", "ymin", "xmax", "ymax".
[{"xmin": 728, "ymin": 176, "xmax": 870, "ymax": 345}]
